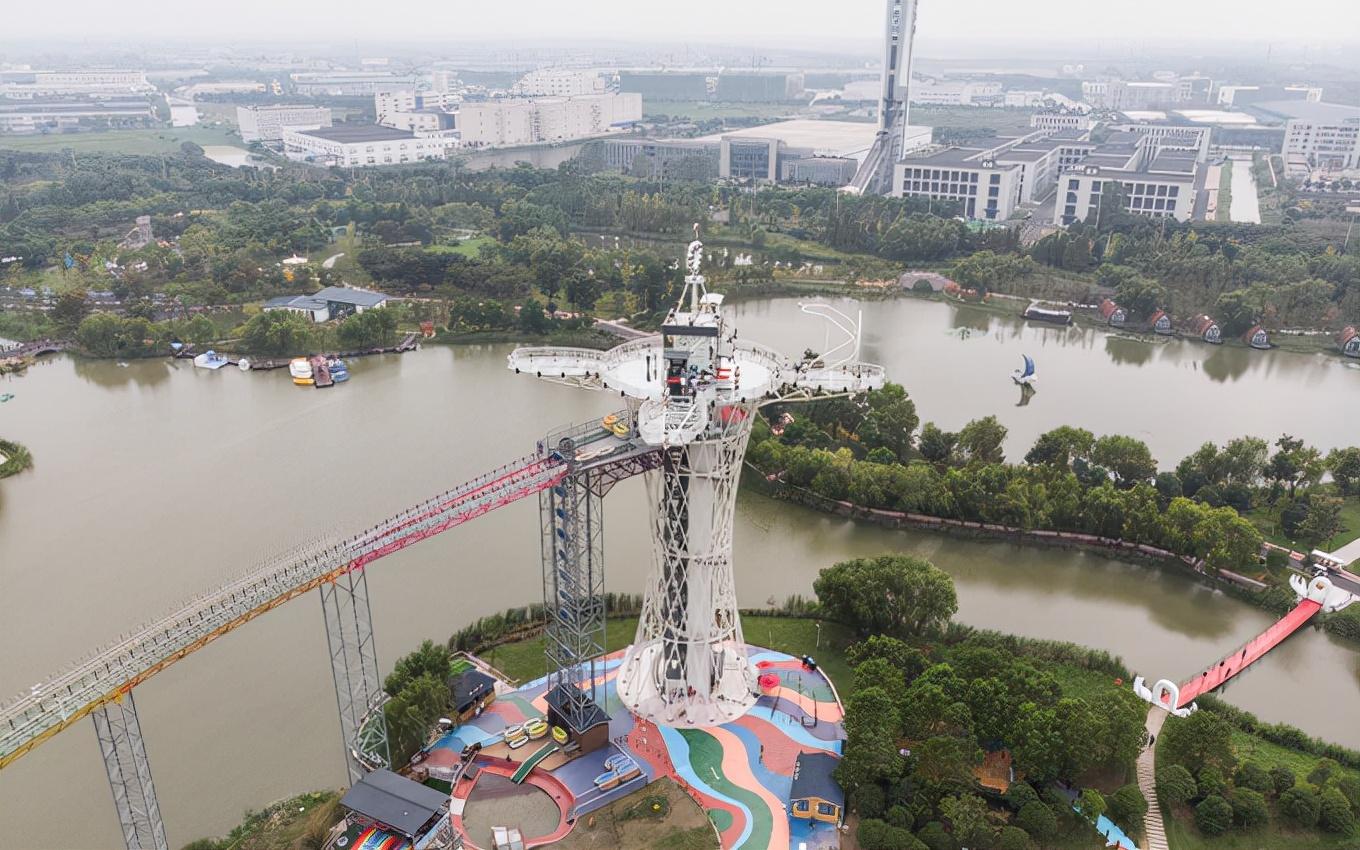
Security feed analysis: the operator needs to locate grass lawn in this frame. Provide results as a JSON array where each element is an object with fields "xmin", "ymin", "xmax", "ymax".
[
  {"xmin": 481, "ymin": 614, "xmax": 859, "ymax": 695},
  {"xmin": 1049, "ymin": 663, "xmax": 1128, "ymax": 702},
  {"xmin": 426, "ymin": 236, "xmax": 494, "ymax": 258},
  {"xmin": 0, "ymin": 126, "xmax": 241, "ymax": 156},
  {"xmin": 1216, "ymin": 160, "xmax": 1234, "ymax": 223},
  {"xmin": 1230, "ymin": 729, "xmax": 1360, "ymax": 786},
  {"xmin": 1245, "ymin": 494, "xmax": 1360, "ymax": 552},
  {"xmin": 1163, "ymin": 811, "xmax": 1354, "ymax": 850},
  {"xmin": 307, "ymin": 232, "xmax": 371, "ymax": 285}
]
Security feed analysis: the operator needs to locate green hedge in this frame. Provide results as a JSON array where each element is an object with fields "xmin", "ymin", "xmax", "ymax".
[{"xmin": 0, "ymin": 439, "xmax": 33, "ymax": 479}]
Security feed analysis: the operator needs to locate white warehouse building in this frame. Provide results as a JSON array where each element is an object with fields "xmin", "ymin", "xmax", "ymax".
[
  {"xmin": 456, "ymin": 93, "xmax": 641, "ymax": 148},
  {"xmin": 236, "ymin": 105, "xmax": 333, "ymax": 142},
  {"xmin": 282, "ymin": 124, "xmax": 452, "ymax": 167}
]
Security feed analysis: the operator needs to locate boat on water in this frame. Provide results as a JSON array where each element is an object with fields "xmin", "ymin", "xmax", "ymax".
[
  {"xmin": 1012, "ymin": 354, "xmax": 1037, "ymax": 387},
  {"xmin": 192, "ymin": 350, "xmax": 230, "ymax": 370},
  {"xmin": 327, "ymin": 357, "xmax": 349, "ymax": 382},
  {"xmin": 310, "ymin": 355, "xmax": 334, "ymax": 389},
  {"xmin": 289, "ymin": 357, "xmax": 314, "ymax": 386},
  {"xmin": 237, "ymin": 358, "xmax": 251, "ymax": 372},
  {"xmin": 1022, "ymin": 303, "xmax": 1073, "ymax": 326},
  {"xmin": 0, "ymin": 393, "xmax": 13, "ymax": 403}
]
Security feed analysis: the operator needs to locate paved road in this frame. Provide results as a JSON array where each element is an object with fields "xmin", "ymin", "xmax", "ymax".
[{"xmin": 322, "ymin": 252, "xmax": 344, "ymax": 269}]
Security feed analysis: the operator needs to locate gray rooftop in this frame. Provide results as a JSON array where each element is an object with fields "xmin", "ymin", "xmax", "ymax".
[
  {"xmin": 339, "ymin": 768, "xmax": 447, "ymax": 838},
  {"xmin": 294, "ymin": 124, "xmax": 416, "ymax": 143},
  {"xmin": 265, "ymin": 286, "xmax": 390, "ymax": 312},
  {"xmin": 790, "ymin": 752, "xmax": 843, "ymax": 805},
  {"xmin": 1249, "ymin": 100, "xmax": 1359, "ymax": 125}
]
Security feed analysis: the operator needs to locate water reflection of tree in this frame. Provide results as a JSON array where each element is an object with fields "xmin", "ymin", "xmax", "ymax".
[
  {"xmin": 72, "ymin": 356, "xmax": 172, "ymax": 388},
  {"xmin": 1105, "ymin": 337, "xmax": 1156, "ymax": 367},
  {"xmin": 1201, "ymin": 347, "xmax": 1253, "ymax": 383},
  {"xmin": 950, "ymin": 304, "xmax": 992, "ymax": 333}
]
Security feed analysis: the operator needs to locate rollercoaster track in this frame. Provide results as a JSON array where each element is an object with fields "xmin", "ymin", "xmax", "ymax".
[{"xmin": 0, "ymin": 454, "xmax": 568, "ymax": 771}]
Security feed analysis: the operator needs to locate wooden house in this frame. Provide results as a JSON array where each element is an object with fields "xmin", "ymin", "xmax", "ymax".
[
  {"xmin": 1339, "ymin": 326, "xmax": 1360, "ymax": 358},
  {"xmin": 1099, "ymin": 299, "xmax": 1127, "ymax": 328},
  {"xmin": 1147, "ymin": 310, "xmax": 1173, "ymax": 335},
  {"xmin": 448, "ymin": 669, "xmax": 496, "ymax": 723},
  {"xmin": 789, "ymin": 752, "xmax": 844, "ymax": 825},
  {"xmin": 1243, "ymin": 325, "xmax": 1270, "ymax": 350},
  {"xmin": 1189, "ymin": 314, "xmax": 1222, "ymax": 344}
]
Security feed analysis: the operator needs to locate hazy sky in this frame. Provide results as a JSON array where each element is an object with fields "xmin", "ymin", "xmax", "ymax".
[{"xmin": 1, "ymin": 0, "xmax": 1355, "ymax": 48}]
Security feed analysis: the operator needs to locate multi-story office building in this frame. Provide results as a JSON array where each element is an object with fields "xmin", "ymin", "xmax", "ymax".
[
  {"xmin": 282, "ymin": 124, "xmax": 452, "ymax": 166},
  {"xmin": 290, "ymin": 72, "xmax": 420, "ymax": 96},
  {"xmin": 455, "ymin": 93, "xmax": 641, "ymax": 148},
  {"xmin": 1083, "ymin": 78, "xmax": 1197, "ymax": 111},
  {"xmin": 236, "ymin": 105, "xmax": 332, "ymax": 143},
  {"xmin": 1217, "ymin": 85, "xmax": 1323, "ymax": 107},
  {"xmin": 376, "ymin": 91, "xmax": 458, "ymax": 117},
  {"xmin": 0, "ymin": 96, "xmax": 156, "ymax": 133},
  {"xmin": 512, "ymin": 69, "xmax": 604, "ymax": 98},
  {"xmin": 602, "ymin": 139, "xmax": 719, "ymax": 179},
  {"xmin": 1031, "ymin": 111, "xmax": 1093, "ymax": 133},
  {"xmin": 714, "ymin": 72, "xmax": 805, "ymax": 103},
  {"xmin": 0, "ymin": 69, "xmax": 152, "ymax": 96},
  {"xmin": 1107, "ymin": 122, "xmax": 1212, "ymax": 163},
  {"xmin": 895, "ymin": 150, "xmax": 1025, "ymax": 220},
  {"xmin": 1054, "ymin": 131, "xmax": 1202, "ymax": 226},
  {"xmin": 1252, "ymin": 101, "xmax": 1359, "ymax": 173},
  {"xmin": 618, "ymin": 72, "xmax": 709, "ymax": 100}
]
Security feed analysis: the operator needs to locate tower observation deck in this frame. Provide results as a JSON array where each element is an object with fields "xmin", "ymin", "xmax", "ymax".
[{"xmin": 509, "ymin": 233, "xmax": 884, "ymax": 727}]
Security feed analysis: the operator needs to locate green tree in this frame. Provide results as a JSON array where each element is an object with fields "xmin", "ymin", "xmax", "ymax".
[
  {"xmin": 1267, "ymin": 434, "xmax": 1324, "ymax": 499},
  {"xmin": 997, "ymin": 825, "xmax": 1032, "ymax": 850},
  {"xmin": 846, "ymin": 635, "xmax": 928, "ymax": 681},
  {"xmin": 1233, "ymin": 762, "xmax": 1274, "ymax": 794},
  {"xmin": 1107, "ymin": 784, "xmax": 1148, "ymax": 833},
  {"xmin": 383, "ymin": 673, "xmax": 448, "ymax": 767},
  {"xmin": 384, "ymin": 639, "xmax": 452, "ymax": 695},
  {"xmin": 858, "ymin": 818, "xmax": 926, "ymax": 850},
  {"xmin": 1016, "ymin": 801, "xmax": 1056, "ymax": 842},
  {"xmin": 1198, "ymin": 765, "xmax": 1228, "ymax": 798},
  {"xmin": 911, "ymin": 735, "xmax": 983, "ymax": 787},
  {"xmin": 51, "ymin": 288, "xmax": 90, "ymax": 333},
  {"xmin": 813, "ymin": 555, "xmax": 958, "ymax": 638},
  {"xmin": 940, "ymin": 793, "xmax": 992, "ymax": 848},
  {"xmin": 1160, "ymin": 711, "xmax": 1236, "ymax": 775},
  {"xmin": 1024, "ymin": 426, "xmax": 1094, "ymax": 468},
  {"xmin": 957, "ymin": 416, "xmax": 1007, "ymax": 464},
  {"xmin": 1157, "ymin": 764, "xmax": 1197, "ymax": 806},
  {"xmin": 836, "ymin": 686, "xmax": 904, "ymax": 791},
  {"xmin": 1270, "ymin": 765, "xmax": 1296, "ymax": 795},
  {"xmin": 1308, "ymin": 758, "xmax": 1340, "ymax": 787},
  {"xmin": 1298, "ymin": 496, "xmax": 1344, "ymax": 548},
  {"xmin": 1279, "ymin": 786, "xmax": 1321, "ymax": 828},
  {"xmin": 1326, "ymin": 447, "xmax": 1360, "ymax": 496},
  {"xmin": 1229, "ymin": 787, "xmax": 1269, "ymax": 829},
  {"xmin": 1319, "ymin": 787, "xmax": 1356, "ymax": 835},
  {"xmin": 1091, "ymin": 435, "xmax": 1158, "ymax": 488},
  {"xmin": 918, "ymin": 423, "xmax": 959, "ymax": 466},
  {"xmin": 859, "ymin": 383, "xmax": 920, "ymax": 462},
  {"xmin": 1195, "ymin": 795, "xmax": 1233, "ymax": 836},
  {"xmin": 1077, "ymin": 788, "xmax": 1106, "ymax": 825},
  {"xmin": 238, "ymin": 310, "xmax": 314, "ymax": 355}
]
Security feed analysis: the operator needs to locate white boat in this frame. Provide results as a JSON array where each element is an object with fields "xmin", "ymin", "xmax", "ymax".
[
  {"xmin": 1011, "ymin": 354, "xmax": 1037, "ymax": 387},
  {"xmin": 238, "ymin": 358, "xmax": 251, "ymax": 372},
  {"xmin": 192, "ymin": 350, "xmax": 230, "ymax": 370},
  {"xmin": 289, "ymin": 358, "xmax": 314, "ymax": 386}
]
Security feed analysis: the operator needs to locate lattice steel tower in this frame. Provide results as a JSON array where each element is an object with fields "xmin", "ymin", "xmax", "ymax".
[{"xmin": 509, "ymin": 233, "xmax": 885, "ymax": 727}]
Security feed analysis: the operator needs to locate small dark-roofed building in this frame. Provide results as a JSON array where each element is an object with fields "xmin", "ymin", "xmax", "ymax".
[
  {"xmin": 339, "ymin": 768, "xmax": 451, "ymax": 842},
  {"xmin": 448, "ymin": 669, "xmax": 496, "ymax": 721},
  {"xmin": 1099, "ymin": 299, "xmax": 1127, "ymax": 327},
  {"xmin": 789, "ymin": 752, "xmax": 843, "ymax": 824},
  {"xmin": 1339, "ymin": 327, "xmax": 1359, "ymax": 358},
  {"xmin": 263, "ymin": 285, "xmax": 390, "ymax": 323},
  {"xmin": 1243, "ymin": 325, "xmax": 1270, "ymax": 349},
  {"xmin": 1148, "ymin": 309, "xmax": 1173, "ymax": 335},
  {"xmin": 544, "ymin": 682, "xmax": 609, "ymax": 754}
]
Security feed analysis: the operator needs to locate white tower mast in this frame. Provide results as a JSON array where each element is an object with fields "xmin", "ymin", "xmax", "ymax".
[
  {"xmin": 508, "ymin": 233, "xmax": 884, "ymax": 728},
  {"xmin": 850, "ymin": 0, "xmax": 920, "ymax": 196}
]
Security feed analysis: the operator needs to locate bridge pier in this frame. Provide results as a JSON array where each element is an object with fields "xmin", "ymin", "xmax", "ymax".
[
  {"xmin": 93, "ymin": 691, "xmax": 169, "ymax": 850},
  {"xmin": 320, "ymin": 566, "xmax": 390, "ymax": 782}
]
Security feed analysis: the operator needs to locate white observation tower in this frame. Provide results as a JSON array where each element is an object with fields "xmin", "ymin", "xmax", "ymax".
[{"xmin": 508, "ymin": 231, "xmax": 885, "ymax": 727}]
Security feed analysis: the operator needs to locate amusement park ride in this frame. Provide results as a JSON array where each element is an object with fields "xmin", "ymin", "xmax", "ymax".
[{"xmin": 0, "ymin": 232, "xmax": 884, "ymax": 850}]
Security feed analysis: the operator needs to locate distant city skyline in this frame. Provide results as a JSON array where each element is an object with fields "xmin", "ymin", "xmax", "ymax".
[{"xmin": 0, "ymin": 0, "xmax": 1355, "ymax": 49}]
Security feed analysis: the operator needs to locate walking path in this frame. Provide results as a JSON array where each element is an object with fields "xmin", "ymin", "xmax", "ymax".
[{"xmin": 1137, "ymin": 708, "xmax": 1169, "ymax": 850}]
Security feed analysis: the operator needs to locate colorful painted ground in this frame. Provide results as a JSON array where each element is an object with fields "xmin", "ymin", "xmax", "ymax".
[{"xmin": 426, "ymin": 646, "xmax": 846, "ymax": 850}]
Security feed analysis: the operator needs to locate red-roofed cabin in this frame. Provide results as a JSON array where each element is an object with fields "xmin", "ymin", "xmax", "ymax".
[
  {"xmin": 1339, "ymin": 326, "xmax": 1360, "ymax": 358},
  {"xmin": 1190, "ymin": 314, "xmax": 1222, "ymax": 344},
  {"xmin": 1147, "ymin": 310, "xmax": 1173, "ymax": 335},
  {"xmin": 1099, "ymin": 299, "xmax": 1126, "ymax": 327},
  {"xmin": 1243, "ymin": 325, "xmax": 1270, "ymax": 350}
]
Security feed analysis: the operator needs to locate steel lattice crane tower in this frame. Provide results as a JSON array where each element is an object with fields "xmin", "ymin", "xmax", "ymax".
[
  {"xmin": 509, "ymin": 233, "xmax": 884, "ymax": 728},
  {"xmin": 850, "ymin": 0, "xmax": 921, "ymax": 195}
]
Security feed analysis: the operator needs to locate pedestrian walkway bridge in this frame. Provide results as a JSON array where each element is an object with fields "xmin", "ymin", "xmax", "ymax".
[
  {"xmin": 0, "ymin": 424, "xmax": 657, "ymax": 771},
  {"xmin": 1135, "ymin": 573, "xmax": 1349, "ymax": 717}
]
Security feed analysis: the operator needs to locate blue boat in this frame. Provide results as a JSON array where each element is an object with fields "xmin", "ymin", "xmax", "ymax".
[{"xmin": 328, "ymin": 357, "xmax": 350, "ymax": 383}]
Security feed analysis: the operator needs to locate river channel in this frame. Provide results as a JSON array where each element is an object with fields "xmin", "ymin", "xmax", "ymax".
[{"xmin": 0, "ymin": 296, "xmax": 1357, "ymax": 847}]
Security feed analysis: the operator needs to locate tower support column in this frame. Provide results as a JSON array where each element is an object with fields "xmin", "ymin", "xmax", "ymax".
[
  {"xmin": 319, "ymin": 567, "xmax": 389, "ymax": 782},
  {"xmin": 92, "ymin": 691, "xmax": 169, "ymax": 850}
]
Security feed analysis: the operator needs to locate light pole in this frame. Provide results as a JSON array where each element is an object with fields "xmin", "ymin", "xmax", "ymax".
[{"xmin": 815, "ymin": 621, "xmax": 822, "ymax": 650}]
